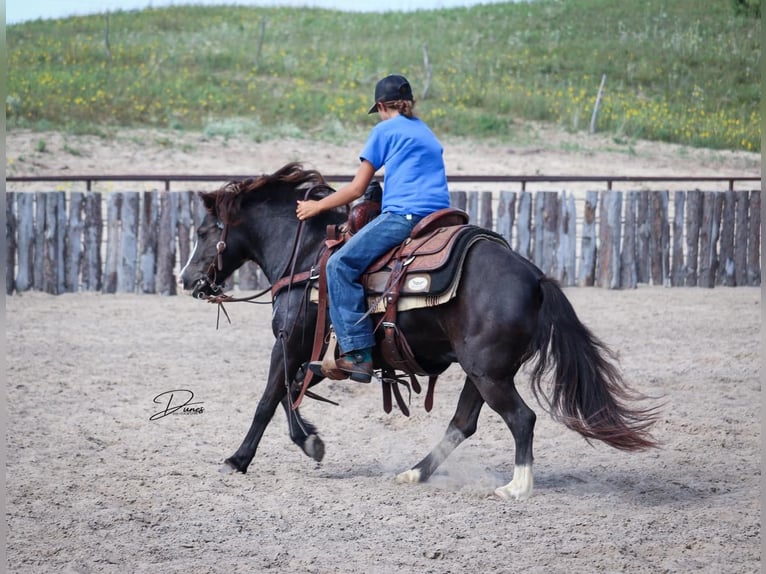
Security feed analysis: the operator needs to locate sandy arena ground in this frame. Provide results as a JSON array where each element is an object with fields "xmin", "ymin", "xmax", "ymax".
[
  {"xmin": 5, "ymin": 286, "xmax": 761, "ymax": 573},
  {"xmin": 5, "ymin": 126, "xmax": 762, "ymax": 573}
]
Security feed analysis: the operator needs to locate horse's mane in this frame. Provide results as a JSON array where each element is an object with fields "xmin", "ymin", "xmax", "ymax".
[{"xmin": 203, "ymin": 162, "xmax": 331, "ymax": 224}]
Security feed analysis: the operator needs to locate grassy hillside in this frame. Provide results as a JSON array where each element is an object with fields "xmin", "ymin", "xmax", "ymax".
[{"xmin": 6, "ymin": 0, "xmax": 761, "ymax": 151}]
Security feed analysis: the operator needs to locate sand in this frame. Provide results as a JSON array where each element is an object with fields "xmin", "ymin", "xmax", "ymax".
[{"xmin": 5, "ymin": 286, "xmax": 762, "ymax": 573}]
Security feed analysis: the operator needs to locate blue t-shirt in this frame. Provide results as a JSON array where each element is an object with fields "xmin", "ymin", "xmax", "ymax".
[{"xmin": 360, "ymin": 115, "xmax": 450, "ymax": 217}]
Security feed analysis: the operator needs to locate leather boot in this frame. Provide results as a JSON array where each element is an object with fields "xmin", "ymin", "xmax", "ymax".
[
  {"xmin": 333, "ymin": 351, "xmax": 373, "ymax": 383},
  {"xmin": 308, "ymin": 350, "xmax": 373, "ymax": 383}
]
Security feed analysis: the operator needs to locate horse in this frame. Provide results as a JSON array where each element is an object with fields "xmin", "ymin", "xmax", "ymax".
[{"xmin": 180, "ymin": 162, "xmax": 658, "ymax": 501}]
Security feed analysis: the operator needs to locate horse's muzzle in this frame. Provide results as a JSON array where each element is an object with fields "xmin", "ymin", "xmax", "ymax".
[{"xmin": 190, "ymin": 277, "xmax": 222, "ymax": 300}]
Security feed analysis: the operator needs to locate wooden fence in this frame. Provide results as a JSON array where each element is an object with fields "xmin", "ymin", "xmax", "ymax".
[{"xmin": 4, "ymin": 188, "xmax": 761, "ymax": 295}]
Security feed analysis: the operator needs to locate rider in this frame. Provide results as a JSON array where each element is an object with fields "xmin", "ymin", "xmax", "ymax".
[{"xmin": 295, "ymin": 74, "xmax": 450, "ymax": 382}]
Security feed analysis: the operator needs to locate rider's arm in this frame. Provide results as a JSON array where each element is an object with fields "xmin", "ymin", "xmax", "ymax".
[{"xmin": 296, "ymin": 160, "xmax": 376, "ymax": 220}]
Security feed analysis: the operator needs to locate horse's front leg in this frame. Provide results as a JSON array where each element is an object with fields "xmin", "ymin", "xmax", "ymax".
[
  {"xmin": 280, "ymin": 392, "xmax": 325, "ymax": 463},
  {"xmin": 221, "ymin": 341, "xmax": 300, "ymax": 474}
]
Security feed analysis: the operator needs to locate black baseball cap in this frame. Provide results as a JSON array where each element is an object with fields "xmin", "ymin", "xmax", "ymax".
[{"xmin": 367, "ymin": 74, "xmax": 414, "ymax": 114}]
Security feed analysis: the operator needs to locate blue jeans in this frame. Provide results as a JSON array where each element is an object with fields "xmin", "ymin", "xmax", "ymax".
[{"xmin": 327, "ymin": 212, "xmax": 421, "ymax": 353}]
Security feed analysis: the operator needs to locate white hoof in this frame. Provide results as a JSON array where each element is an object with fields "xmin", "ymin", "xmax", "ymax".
[
  {"xmin": 396, "ymin": 468, "xmax": 422, "ymax": 484},
  {"xmin": 494, "ymin": 464, "xmax": 534, "ymax": 501}
]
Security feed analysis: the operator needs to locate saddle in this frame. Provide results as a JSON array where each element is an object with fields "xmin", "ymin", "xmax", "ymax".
[{"xmin": 295, "ymin": 200, "xmax": 510, "ymax": 415}]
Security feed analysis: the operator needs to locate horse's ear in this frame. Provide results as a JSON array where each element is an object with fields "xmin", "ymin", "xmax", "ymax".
[{"xmin": 199, "ymin": 191, "xmax": 217, "ymax": 215}]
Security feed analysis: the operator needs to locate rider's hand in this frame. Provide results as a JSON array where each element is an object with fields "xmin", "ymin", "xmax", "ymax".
[{"xmin": 296, "ymin": 200, "xmax": 322, "ymax": 220}]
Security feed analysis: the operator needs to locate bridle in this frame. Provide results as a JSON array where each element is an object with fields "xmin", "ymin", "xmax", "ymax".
[{"xmin": 194, "ymin": 221, "xmax": 228, "ymax": 300}]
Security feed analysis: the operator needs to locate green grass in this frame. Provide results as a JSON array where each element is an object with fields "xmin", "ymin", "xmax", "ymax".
[{"xmin": 6, "ymin": 0, "xmax": 761, "ymax": 152}]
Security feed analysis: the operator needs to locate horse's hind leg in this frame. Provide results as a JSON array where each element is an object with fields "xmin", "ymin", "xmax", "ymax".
[
  {"xmin": 396, "ymin": 376, "xmax": 484, "ymax": 484},
  {"xmin": 472, "ymin": 377, "xmax": 536, "ymax": 501}
]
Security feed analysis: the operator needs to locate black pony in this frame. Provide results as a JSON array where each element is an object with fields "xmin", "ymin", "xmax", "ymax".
[{"xmin": 180, "ymin": 162, "xmax": 658, "ymax": 501}]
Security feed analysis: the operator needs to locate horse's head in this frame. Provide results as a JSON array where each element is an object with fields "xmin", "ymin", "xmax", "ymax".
[
  {"xmin": 181, "ymin": 163, "xmax": 345, "ymax": 299},
  {"xmin": 180, "ymin": 187, "xmax": 249, "ymax": 299}
]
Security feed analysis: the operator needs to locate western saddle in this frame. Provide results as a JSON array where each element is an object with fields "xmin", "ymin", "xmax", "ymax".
[{"xmin": 292, "ymin": 184, "xmax": 509, "ymax": 415}]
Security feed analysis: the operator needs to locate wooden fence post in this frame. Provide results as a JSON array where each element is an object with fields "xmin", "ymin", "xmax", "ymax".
[
  {"xmin": 192, "ymin": 191, "xmax": 207, "ymax": 229},
  {"xmin": 533, "ymin": 193, "xmax": 544, "ymax": 269},
  {"xmin": 83, "ymin": 192, "xmax": 103, "ymax": 292},
  {"xmin": 541, "ymin": 192, "xmax": 560, "ymax": 278},
  {"xmin": 684, "ymin": 190, "xmax": 703, "ymax": 286},
  {"xmin": 636, "ymin": 191, "xmax": 651, "ymax": 283},
  {"xmin": 15, "ymin": 193, "xmax": 34, "ymax": 291},
  {"xmin": 6, "ymin": 193, "xmax": 16, "ymax": 295},
  {"xmin": 139, "ymin": 191, "xmax": 159, "ymax": 293},
  {"xmin": 516, "ymin": 191, "xmax": 532, "ymax": 260},
  {"xmin": 103, "ymin": 193, "xmax": 123, "ymax": 294},
  {"xmin": 596, "ymin": 191, "xmax": 622, "ymax": 289},
  {"xmin": 450, "ymin": 190, "xmax": 467, "ymax": 212},
  {"xmin": 717, "ymin": 191, "xmax": 737, "ymax": 286},
  {"xmin": 479, "ymin": 191, "xmax": 493, "ymax": 229},
  {"xmin": 578, "ymin": 190, "xmax": 598, "ymax": 286},
  {"xmin": 43, "ymin": 191, "xmax": 65, "ymax": 294},
  {"xmin": 620, "ymin": 191, "xmax": 638, "ymax": 289},
  {"xmin": 118, "ymin": 191, "xmax": 140, "ymax": 293},
  {"xmin": 495, "ymin": 190, "xmax": 516, "ymax": 246},
  {"xmin": 533, "ymin": 191, "xmax": 561, "ymax": 273},
  {"xmin": 671, "ymin": 191, "xmax": 686, "ymax": 286},
  {"xmin": 747, "ymin": 190, "xmax": 761, "ymax": 285},
  {"xmin": 466, "ymin": 192, "xmax": 479, "ymax": 225},
  {"xmin": 55, "ymin": 192, "xmax": 67, "ymax": 294},
  {"xmin": 557, "ymin": 191, "xmax": 576, "ymax": 286},
  {"xmin": 156, "ymin": 191, "xmax": 178, "ymax": 296},
  {"xmin": 649, "ymin": 191, "xmax": 670, "ymax": 286},
  {"xmin": 65, "ymin": 192, "xmax": 85, "ymax": 293},
  {"xmin": 734, "ymin": 190, "xmax": 750, "ymax": 287},
  {"xmin": 698, "ymin": 192, "xmax": 723, "ymax": 288},
  {"xmin": 41, "ymin": 192, "xmax": 55, "ymax": 293},
  {"xmin": 176, "ymin": 191, "xmax": 194, "ymax": 274},
  {"xmin": 33, "ymin": 191, "xmax": 46, "ymax": 291}
]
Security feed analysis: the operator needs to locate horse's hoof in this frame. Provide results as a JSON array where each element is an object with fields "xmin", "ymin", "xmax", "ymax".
[
  {"xmin": 303, "ymin": 434, "xmax": 325, "ymax": 462},
  {"xmin": 494, "ymin": 464, "xmax": 534, "ymax": 501},
  {"xmin": 219, "ymin": 460, "xmax": 240, "ymax": 475},
  {"xmin": 493, "ymin": 485, "xmax": 532, "ymax": 501},
  {"xmin": 395, "ymin": 468, "xmax": 421, "ymax": 484}
]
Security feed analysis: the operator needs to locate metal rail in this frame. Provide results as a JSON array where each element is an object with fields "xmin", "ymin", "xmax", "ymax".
[{"xmin": 6, "ymin": 174, "xmax": 761, "ymax": 191}]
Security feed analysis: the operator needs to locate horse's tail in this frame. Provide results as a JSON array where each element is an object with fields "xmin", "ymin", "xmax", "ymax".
[{"xmin": 526, "ymin": 277, "xmax": 659, "ymax": 451}]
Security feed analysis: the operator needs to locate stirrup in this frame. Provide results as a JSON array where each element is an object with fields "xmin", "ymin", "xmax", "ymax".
[
  {"xmin": 307, "ymin": 360, "xmax": 347, "ymax": 381},
  {"xmin": 306, "ymin": 328, "xmax": 346, "ymax": 379}
]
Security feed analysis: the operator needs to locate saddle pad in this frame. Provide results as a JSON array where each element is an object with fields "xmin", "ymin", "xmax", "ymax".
[
  {"xmin": 310, "ymin": 287, "xmax": 457, "ymax": 313},
  {"xmin": 364, "ymin": 226, "xmax": 509, "ymax": 296}
]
